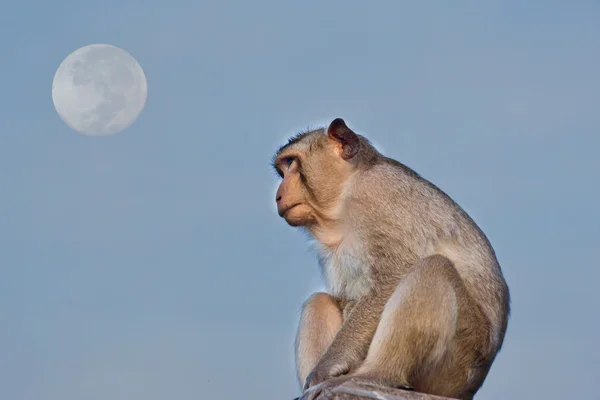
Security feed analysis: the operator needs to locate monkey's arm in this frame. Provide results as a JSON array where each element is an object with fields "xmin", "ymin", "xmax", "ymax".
[
  {"xmin": 335, "ymin": 298, "xmax": 357, "ymax": 320},
  {"xmin": 303, "ymin": 287, "xmax": 394, "ymax": 390}
]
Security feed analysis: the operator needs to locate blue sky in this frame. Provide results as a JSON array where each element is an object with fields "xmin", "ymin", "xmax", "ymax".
[{"xmin": 1, "ymin": 1, "xmax": 599, "ymax": 399}]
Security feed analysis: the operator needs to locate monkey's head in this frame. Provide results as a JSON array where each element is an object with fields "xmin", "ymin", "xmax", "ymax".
[{"xmin": 272, "ymin": 118, "xmax": 374, "ymax": 229}]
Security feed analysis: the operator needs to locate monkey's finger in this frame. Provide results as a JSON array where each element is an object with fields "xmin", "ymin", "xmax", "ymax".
[
  {"xmin": 307, "ymin": 389, "xmax": 322, "ymax": 400},
  {"xmin": 294, "ymin": 391, "xmax": 314, "ymax": 400},
  {"xmin": 303, "ymin": 370, "xmax": 325, "ymax": 391},
  {"xmin": 299, "ymin": 380, "xmax": 328, "ymax": 400}
]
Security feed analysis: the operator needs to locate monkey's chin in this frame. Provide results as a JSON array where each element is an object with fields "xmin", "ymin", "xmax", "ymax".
[{"xmin": 283, "ymin": 205, "xmax": 310, "ymax": 227}]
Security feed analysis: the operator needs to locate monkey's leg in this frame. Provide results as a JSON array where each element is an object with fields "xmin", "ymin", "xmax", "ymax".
[
  {"xmin": 295, "ymin": 293, "xmax": 343, "ymax": 388},
  {"xmin": 352, "ymin": 254, "xmax": 482, "ymax": 400}
]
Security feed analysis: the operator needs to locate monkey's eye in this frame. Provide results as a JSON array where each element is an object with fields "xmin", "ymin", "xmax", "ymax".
[{"xmin": 286, "ymin": 157, "xmax": 295, "ymax": 169}]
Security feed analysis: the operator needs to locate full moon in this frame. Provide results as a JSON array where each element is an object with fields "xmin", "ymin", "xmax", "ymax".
[{"xmin": 52, "ymin": 44, "xmax": 148, "ymax": 136}]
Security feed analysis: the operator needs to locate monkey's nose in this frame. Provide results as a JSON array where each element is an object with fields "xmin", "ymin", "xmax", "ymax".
[{"xmin": 276, "ymin": 195, "xmax": 282, "ymax": 203}]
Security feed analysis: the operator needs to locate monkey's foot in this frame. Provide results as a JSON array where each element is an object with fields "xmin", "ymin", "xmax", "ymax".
[
  {"xmin": 298, "ymin": 376, "xmax": 348, "ymax": 400},
  {"xmin": 298, "ymin": 375, "xmax": 415, "ymax": 400}
]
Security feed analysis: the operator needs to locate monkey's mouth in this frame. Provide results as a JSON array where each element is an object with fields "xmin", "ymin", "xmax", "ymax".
[{"xmin": 279, "ymin": 203, "xmax": 301, "ymax": 217}]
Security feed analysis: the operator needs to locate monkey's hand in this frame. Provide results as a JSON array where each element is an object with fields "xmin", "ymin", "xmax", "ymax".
[
  {"xmin": 303, "ymin": 291, "xmax": 394, "ymax": 392},
  {"xmin": 299, "ymin": 375, "xmax": 349, "ymax": 400},
  {"xmin": 303, "ymin": 358, "xmax": 351, "ymax": 391}
]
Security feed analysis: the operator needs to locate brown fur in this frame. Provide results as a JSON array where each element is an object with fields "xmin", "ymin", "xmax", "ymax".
[{"xmin": 272, "ymin": 118, "xmax": 510, "ymax": 400}]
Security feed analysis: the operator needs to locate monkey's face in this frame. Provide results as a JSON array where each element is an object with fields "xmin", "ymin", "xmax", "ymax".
[
  {"xmin": 274, "ymin": 155, "xmax": 316, "ymax": 227},
  {"xmin": 273, "ymin": 121, "xmax": 360, "ymax": 228}
]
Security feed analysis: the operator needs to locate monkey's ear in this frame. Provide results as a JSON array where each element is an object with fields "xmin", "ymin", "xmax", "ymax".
[{"xmin": 327, "ymin": 118, "xmax": 360, "ymax": 160}]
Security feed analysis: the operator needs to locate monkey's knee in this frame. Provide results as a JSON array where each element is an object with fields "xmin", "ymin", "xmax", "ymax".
[
  {"xmin": 302, "ymin": 292, "xmax": 339, "ymax": 311},
  {"xmin": 295, "ymin": 293, "xmax": 343, "ymax": 386},
  {"xmin": 298, "ymin": 292, "xmax": 342, "ymax": 339}
]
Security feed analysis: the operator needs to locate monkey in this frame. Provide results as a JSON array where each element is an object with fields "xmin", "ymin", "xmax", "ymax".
[{"xmin": 271, "ymin": 118, "xmax": 510, "ymax": 400}]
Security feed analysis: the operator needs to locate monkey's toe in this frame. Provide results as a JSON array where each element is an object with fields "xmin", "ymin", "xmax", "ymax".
[
  {"xmin": 344, "ymin": 376, "xmax": 415, "ymax": 393},
  {"xmin": 300, "ymin": 378, "xmax": 346, "ymax": 400}
]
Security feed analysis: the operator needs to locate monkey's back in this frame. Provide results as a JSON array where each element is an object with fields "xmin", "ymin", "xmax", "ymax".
[{"xmin": 347, "ymin": 158, "xmax": 510, "ymax": 352}]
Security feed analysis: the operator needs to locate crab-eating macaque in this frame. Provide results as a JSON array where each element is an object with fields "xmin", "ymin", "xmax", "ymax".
[{"xmin": 271, "ymin": 118, "xmax": 510, "ymax": 400}]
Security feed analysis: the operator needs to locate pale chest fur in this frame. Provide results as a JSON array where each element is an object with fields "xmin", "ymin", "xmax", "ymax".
[{"xmin": 315, "ymin": 239, "xmax": 372, "ymax": 300}]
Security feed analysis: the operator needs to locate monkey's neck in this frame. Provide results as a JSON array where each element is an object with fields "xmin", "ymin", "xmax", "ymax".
[
  {"xmin": 304, "ymin": 202, "xmax": 346, "ymax": 248},
  {"xmin": 308, "ymin": 222, "xmax": 345, "ymax": 249}
]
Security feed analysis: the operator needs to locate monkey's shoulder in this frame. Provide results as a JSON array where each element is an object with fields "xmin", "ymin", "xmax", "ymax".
[
  {"xmin": 355, "ymin": 159, "xmax": 439, "ymax": 197},
  {"xmin": 356, "ymin": 159, "xmax": 480, "ymax": 222}
]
